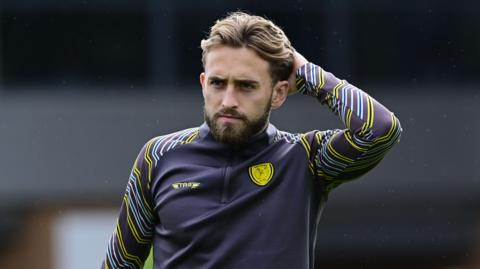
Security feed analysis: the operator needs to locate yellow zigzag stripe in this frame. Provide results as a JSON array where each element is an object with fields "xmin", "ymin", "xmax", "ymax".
[
  {"xmin": 333, "ymin": 80, "xmax": 345, "ymax": 99},
  {"xmin": 346, "ymin": 109, "xmax": 353, "ymax": 129},
  {"xmin": 360, "ymin": 96, "xmax": 375, "ymax": 135},
  {"xmin": 300, "ymin": 134, "xmax": 311, "ymax": 153},
  {"xmin": 296, "ymin": 77, "xmax": 304, "ymax": 90},
  {"xmin": 367, "ymin": 96, "xmax": 375, "ymax": 129},
  {"xmin": 344, "ymin": 157, "xmax": 383, "ymax": 172},
  {"xmin": 133, "ymin": 168, "xmax": 153, "ymax": 212},
  {"xmin": 144, "ymin": 140, "xmax": 155, "ymax": 188},
  {"xmin": 315, "ymin": 67, "xmax": 325, "ymax": 93},
  {"xmin": 373, "ymin": 113, "xmax": 398, "ymax": 144},
  {"xmin": 327, "ymin": 142, "xmax": 354, "ymax": 163},
  {"xmin": 360, "ymin": 96, "xmax": 369, "ymax": 134},
  {"xmin": 343, "ymin": 132, "xmax": 367, "ymax": 152},
  {"xmin": 319, "ymin": 67, "xmax": 325, "ymax": 89},
  {"xmin": 116, "ymin": 225, "xmax": 143, "ymax": 266},
  {"xmin": 300, "ymin": 134, "xmax": 315, "ymax": 175},
  {"xmin": 185, "ymin": 130, "xmax": 199, "ymax": 144},
  {"xmin": 124, "ymin": 196, "xmax": 150, "ymax": 245},
  {"xmin": 315, "ymin": 132, "xmax": 323, "ymax": 145},
  {"xmin": 316, "ymin": 170, "xmax": 336, "ymax": 181}
]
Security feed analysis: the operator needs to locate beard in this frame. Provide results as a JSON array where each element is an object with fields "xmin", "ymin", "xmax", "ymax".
[{"xmin": 204, "ymin": 100, "xmax": 272, "ymax": 146}]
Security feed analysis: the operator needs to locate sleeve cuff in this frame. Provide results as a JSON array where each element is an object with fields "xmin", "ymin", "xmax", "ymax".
[{"xmin": 295, "ymin": 62, "xmax": 323, "ymax": 97}]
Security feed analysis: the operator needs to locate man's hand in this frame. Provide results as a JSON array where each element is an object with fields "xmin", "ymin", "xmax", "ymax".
[{"xmin": 288, "ymin": 51, "xmax": 308, "ymax": 95}]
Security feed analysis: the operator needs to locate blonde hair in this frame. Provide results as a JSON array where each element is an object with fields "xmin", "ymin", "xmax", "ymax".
[{"xmin": 201, "ymin": 12, "xmax": 295, "ymax": 83}]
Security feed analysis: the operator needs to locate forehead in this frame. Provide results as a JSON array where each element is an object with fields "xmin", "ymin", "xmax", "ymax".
[{"xmin": 204, "ymin": 46, "xmax": 270, "ymax": 81}]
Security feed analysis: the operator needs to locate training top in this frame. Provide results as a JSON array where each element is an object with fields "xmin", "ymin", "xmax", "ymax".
[{"xmin": 101, "ymin": 62, "xmax": 402, "ymax": 269}]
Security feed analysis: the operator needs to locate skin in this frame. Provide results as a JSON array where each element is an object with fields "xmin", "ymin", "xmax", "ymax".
[
  {"xmin": 287, "ymin": 51, "xmax": 309, "ymax": 95},
  {"xmin": 200, "ymin": 46, "xmax": 307, "ymax": 144}
]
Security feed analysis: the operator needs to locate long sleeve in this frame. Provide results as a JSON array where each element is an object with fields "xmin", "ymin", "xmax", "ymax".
[
  {"xmin": 101, "ymin": 139, "xmax": 158, "ymax": 269},
  {"xmin": 296, "ymin": 62, "xmax": 402, "ymax": 191}
]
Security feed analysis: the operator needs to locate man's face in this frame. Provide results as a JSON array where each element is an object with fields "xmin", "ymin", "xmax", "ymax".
[{"xmin": 200, "ymin": 46, "xmax": 287, "ymax": 145}]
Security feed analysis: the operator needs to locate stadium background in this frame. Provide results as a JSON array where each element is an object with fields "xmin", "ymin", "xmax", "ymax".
[{"xmin": 0, "ymin": 0, "xmax": 479, "ymax": 268}]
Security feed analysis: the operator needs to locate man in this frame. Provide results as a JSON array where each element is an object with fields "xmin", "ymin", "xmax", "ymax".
[{"xmin": 102, "ymin": 12, "xmax": 402, "ymax": 269}]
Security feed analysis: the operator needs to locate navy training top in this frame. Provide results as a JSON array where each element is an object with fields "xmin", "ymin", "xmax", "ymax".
[{"xmin": 102, "ymin": 62, "xmax": 402, "ymax": 269}]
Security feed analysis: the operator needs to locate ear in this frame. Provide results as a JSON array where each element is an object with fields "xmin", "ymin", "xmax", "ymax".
[
  {"xmin": 200, "ymin": 72, "xmax": 206, "ymax": 98},
  {"xmin": 271, "ymin": 80, "xmax": 289, "ymax": 109}
]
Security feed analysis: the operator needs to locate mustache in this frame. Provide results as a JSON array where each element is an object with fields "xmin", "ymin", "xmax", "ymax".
[{"xmin": 214, "ymin": 107, "xmax": 247, "ymax": 121}]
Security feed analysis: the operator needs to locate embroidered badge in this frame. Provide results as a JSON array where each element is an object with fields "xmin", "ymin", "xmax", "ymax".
[{"xmin": 248, "ymin": 163, "xmax": 274, "ymax": 186}]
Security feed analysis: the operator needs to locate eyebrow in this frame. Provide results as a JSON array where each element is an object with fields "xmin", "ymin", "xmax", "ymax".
[{"xmin": 208, "ymin": 76, "xmax": 260, "ymax": 85}]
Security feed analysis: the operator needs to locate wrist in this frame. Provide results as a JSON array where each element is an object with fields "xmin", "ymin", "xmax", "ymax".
[{"xmin": 295, "ymin": 62, "xmax": 321, "ymax": 97}]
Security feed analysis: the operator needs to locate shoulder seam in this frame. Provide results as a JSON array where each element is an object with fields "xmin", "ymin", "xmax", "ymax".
[
  {"xmin": 274, "ymin": 130, "xmax": 317, "ymax": 175},
  {"xmin": 148, "ymin": 127, "xmax": 200, "ymax": 165},
  {"xmin": 273, "ymin": 130, "xmax": 302, "ymax": 144}
]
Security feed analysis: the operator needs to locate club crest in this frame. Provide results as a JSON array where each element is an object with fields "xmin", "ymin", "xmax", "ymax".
[{"xmin": 248, "ymin": 162, "xmax": 274, "ymax": 186}]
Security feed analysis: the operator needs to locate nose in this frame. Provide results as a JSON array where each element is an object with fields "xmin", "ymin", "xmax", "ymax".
[{"xmin": 221, "ymin": 85, "xmax": 238, "ymax": 108}]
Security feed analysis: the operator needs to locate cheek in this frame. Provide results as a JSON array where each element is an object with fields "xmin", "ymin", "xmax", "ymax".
[
  {"xmin": 204, "ymin": 91, "xmax": 221, "ymax": 105},
  {"xmin": 203, "ymin": 93, "xmax": 218, "ymax": 113},
  {"xmin": 246, "ymin": 97, "xmax": 270, "ymax": 118}
]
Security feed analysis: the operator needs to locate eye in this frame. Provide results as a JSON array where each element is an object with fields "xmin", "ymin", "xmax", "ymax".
[
  {"xmin": 209, "ymin": 79, "xmax": 225, "ymax": 88},
  {"xmin": 238, "ymin": 81, "xmax": 256, "ymax": 90}
]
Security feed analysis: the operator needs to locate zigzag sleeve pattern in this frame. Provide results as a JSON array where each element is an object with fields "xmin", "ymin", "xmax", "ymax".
[
  {"xmin": 101, "ymin": 139, "xmax": 157, "ymax": 269},
  {"xmin": 101, "ymin": 128, "xmax": 200, "ymax": 269},
  {"xmin": 296, "ymin": 63, "xmax": 402, "ymax": 191}
]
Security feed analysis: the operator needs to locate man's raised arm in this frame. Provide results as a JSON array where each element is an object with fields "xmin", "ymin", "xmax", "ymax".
[{"xmin": 291, "ymin": 52, "xmax": 402, "ymax": 191}]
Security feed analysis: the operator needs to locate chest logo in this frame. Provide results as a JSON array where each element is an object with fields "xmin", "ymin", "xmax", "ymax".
[
  {"xmin": 172, "ymin": 182, "xmax": 201, "ymax": 189},
  {"xmin": 248, "ymin": 162, "xmax": 274, "ymax": 186}
]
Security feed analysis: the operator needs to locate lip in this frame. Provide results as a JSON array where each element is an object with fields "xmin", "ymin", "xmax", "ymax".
[
  {"xmin": 218, "ymin": 114, "xmax": 240, "ymax": 119},
  {"xmin": 217, "ymin": 115, "xmax": 242, "ymax": 123}
]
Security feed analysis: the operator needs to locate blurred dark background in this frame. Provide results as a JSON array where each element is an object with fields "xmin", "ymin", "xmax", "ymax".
[{"xmin": 0, "ymin": 0, "xmax": 479, "ymax": 268}]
